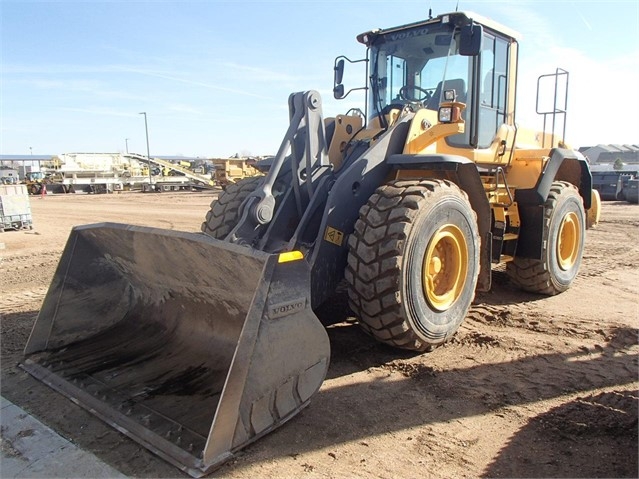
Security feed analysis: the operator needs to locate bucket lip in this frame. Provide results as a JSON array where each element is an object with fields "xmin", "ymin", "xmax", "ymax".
[
  {"xmin": 19, "ymin": 358, "xmax": 213, "ymax": 478},
  {"xmin": 72, "ymin": 222, "xmax": 273, "ymax": 260}
]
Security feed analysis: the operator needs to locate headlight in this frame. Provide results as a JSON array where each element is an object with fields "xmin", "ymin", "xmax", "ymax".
[
  {"xmin": 438, "ymin": 105, "xmax": 461, "ymax": 123},
  {"xmin": 438, "ymin": 107, "xmax": 452, "ymax": 123}
]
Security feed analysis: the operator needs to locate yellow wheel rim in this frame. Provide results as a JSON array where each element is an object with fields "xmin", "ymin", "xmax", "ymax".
[
  {"xmin": 557, "ymin": 211, "xmax": 581, "ymax": 270},
  {"xmin": 422, "ymin": 224, "xmax": 468, "ymax": 311}
]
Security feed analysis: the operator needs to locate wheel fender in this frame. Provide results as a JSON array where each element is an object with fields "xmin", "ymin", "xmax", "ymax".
[
  {"xmin": 514, "ymin": 148, "xmax": 592, "ymax": 259},
  {"xmin": 387, "ymin": 154, "xmax": 492, "ymax": 292},
  {"xmin": 514, "ymin": 148, "xmax": 592, "ymax": 208}
]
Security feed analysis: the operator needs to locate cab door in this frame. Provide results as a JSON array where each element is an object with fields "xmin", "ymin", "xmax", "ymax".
[{"xmin": 473, "ymin": 32, "xmax": 516, "ymax": 165}]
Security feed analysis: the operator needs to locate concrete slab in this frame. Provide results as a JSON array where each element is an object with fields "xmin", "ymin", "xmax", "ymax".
[{"xmin": 0, "ymin": 396, "xmax": 126, "ymax": 478}]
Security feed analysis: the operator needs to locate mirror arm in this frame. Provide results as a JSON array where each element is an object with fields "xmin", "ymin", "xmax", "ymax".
[{"xmin": 333, "ymin": 55, "xmax": 368, "ymax": 100}]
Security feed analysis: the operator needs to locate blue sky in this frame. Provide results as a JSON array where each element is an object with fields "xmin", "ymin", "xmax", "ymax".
[{"xmin": 1, "ymin": 0, "xmax": 638, "ymax": 157}]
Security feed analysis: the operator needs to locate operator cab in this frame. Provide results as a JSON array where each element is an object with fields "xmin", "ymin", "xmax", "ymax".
[
  {"xmin": 359, "ymin": 17, "xmax": 470, "ymax": 114},
  {"xmin": 335, "ymin": 12, "xmax": 520, "ymax": 150},
  {"xmin": 26, "ymin": 171, "xmax": 44, "ymax": 181}
]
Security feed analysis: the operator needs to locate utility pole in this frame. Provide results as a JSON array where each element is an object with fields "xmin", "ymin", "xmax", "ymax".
[
  {"xmin": 125, "ymin": 138, "xmax": 130, "ymax": 154},
  {"xmin": 139, "ymin": 113, "xmax": 153, "ymax": 189}
]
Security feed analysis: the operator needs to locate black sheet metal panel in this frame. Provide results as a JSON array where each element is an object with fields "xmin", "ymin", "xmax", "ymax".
[
  {"xmin": 22, "ymin": 223, "xmax": 330, "ymax": 476},
  {"xmin": 625, "ymin": 178, "xmax": 639, "ymax": 204}
]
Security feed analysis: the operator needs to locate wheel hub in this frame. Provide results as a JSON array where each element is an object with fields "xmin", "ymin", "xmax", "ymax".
[
  {"xmin": 422, "ymin": 224, "xmax": 468, "ymax": 311},
  {"xmin": 557, "ymin": 211, "xmax": 580, "ymax": 270},
  {"xmin": 429, "ymin": 256, "xmax": 442, "ymax": 274}
]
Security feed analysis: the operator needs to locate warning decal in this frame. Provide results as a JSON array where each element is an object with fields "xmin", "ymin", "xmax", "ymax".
[{"xmin": 324, "ymin": 226, "xmax": 344, "ymax": 246}]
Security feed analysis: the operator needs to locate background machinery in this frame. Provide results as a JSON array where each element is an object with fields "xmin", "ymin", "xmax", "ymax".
[
  {"xmin": 24, "ymin": 171, "xmax": 48, "ymax": 195},
  {"xmin": 212, "ymin": 156, "xmax": 263, "ymax": 187},
  {"xmin": 0, "ymin": 183, "xmax": 33, "ymax": 232},
  {"xmin": 22, "ymin": 11, "xmax": 599, "ymax": 476}
]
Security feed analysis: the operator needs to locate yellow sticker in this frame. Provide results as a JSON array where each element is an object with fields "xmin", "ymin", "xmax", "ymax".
[{"xmin": 324, "ymin": 226, "xmax": 344, "ymax": 246}]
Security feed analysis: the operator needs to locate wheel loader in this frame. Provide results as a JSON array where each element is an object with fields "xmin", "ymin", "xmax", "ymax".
[
  {"xmin": 24, "ymin": 171, "xmax": 48, "ymax": 195},
  {"xmin": 22, "ymin": 11, "xmax": 600, "ymax": 477}
]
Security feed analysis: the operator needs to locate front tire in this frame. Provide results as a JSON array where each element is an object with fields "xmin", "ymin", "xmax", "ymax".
[
  {"xmin": 201, "ymin": 176, "xmax": 263, "ymax": 239},
  {"xmin": 506, "ymin": 181, "xmax": 585, "ymax": 295},
  {"xmin": 346, "ymin": 179, "xmax": 480, "ymax": 352}
]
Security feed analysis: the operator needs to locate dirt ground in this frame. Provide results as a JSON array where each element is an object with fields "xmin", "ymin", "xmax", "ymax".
[{"xmin": 1, "ymin": 190, "xmax": 637, "ymax": 479}]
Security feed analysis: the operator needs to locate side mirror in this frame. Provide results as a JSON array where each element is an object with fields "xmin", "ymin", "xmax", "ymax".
[
  {"xmin": 459, "ymin": 22, "xmax": 483, "ymax": 56},
  {"xmin": 334, "ymin": 58, "xmax": 345, "ymax": 99},
  {"xmin": 334, "ymin": 58, "xmax": 345, "ymax": 85},
  {"xmin": 332, "ymin": 55, "xmax": 368, "ymax": 99}
]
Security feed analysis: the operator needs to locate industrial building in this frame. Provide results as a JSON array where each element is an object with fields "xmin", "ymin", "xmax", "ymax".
[{"xmin": 578, "ymin": 144, "xmax": 639, "ymax": 165}]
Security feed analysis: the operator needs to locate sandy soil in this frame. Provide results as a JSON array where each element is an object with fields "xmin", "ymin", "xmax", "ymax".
[{"xmin": 1, "ymin": 190, "xmax": 637, "ymax": 478}]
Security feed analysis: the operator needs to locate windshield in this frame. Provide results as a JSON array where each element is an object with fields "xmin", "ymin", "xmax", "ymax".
[{"xmin": 368, "ymin": 21, "xmax": 472, "ymax": 120}]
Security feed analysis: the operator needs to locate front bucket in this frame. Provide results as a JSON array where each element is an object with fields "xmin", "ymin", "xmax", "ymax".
[{"xmin": 21, "ymin": 223, "xmax": 330, "ymax": 477}]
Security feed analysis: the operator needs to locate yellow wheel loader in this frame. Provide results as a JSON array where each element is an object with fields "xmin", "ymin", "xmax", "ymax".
[
  {"xmin": 24, "ymin": 171, "xmax": 48, "ymax": 195},
  {"xmin": 22, "ymin": 11, "xmax": 600, "ymax": 476},
  {"xmin": 212, "ymin": 157, "xmax": 263, "ymax": 188}
]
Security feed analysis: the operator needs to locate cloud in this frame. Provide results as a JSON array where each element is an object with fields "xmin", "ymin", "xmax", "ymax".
[
  {"xmin": 573, "ymin": 7, "xmax": 592, "ymax": 30},
  {"xmin": 493, "ymin": 3, "xmax": 639, "ymax": 146},
  {"xmin": 23, "ymin": 78, "xmax": 149, "ymax": 102},
  {"xmin": 496, "ymin": 3, "xmax": 558, "ymax": 47},
  {"xmin": 59, "ymin": 107, "xmax": 136, "ymax": 118},
  {"xmin": 4, "ymin": 62, "xmax": 278, "ymax": 100},
  {"xmin": 167, "ymin": 104, "xmax": 203, "ymax": 115},
  {"xmin": 2, "ymin": 64, "xmax": 123, "ymax": 75},
  {"xmin": 118, "ymin": 67, "xmax": 273, "ymax": 100},
  {"xmin": 514, "ymin": 40, "xmax": 639, "ymax": 146},
  {"xmin": 218, "ymin": 61, "xmax": 301, "ymax": 84}
]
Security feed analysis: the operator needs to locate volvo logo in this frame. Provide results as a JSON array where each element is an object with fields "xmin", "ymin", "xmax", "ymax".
[{"xmin": 269, "ymin": 298, "xmax": 306, "ymax": 319}]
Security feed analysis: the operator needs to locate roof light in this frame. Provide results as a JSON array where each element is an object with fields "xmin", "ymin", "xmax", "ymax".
[{"xmin": 443, "ymin": 89, "xmax": 457, "ymax": 101}]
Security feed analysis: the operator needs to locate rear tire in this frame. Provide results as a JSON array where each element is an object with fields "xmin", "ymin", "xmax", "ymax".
[
  {"xmin": 586, "ymin": 188, "xmax": 600, "ymax": 229},
  {"xmin": 506, "ymin": 181, "xmax": 585, "ymax": 295},
  {"xmin": 346, "ymin": 179, "xmax": 480, "ymax": 352},
  {"xmin": 201, "ymin": 176, "xmax": 263, "ymax": 239}
]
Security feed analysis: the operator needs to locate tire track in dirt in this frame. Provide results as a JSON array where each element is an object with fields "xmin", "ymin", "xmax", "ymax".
[
  {"xmin": 485, "ymin": 389, "xmax": 638, "ymax": 478},
  {"xmin": 341, "ymin": 321, "xmax": 637, "ymax": 438},
  {"xmin": 1, "ymin": 250, "xmax": 61, "ymax": 275},
  {"xmin": 465, "ymin": 303, "xmax": 614, "ymax": 342},
  {"xmin": 579, "ymin": 217, "xmax": 639, "ymax": 280},
  {"xmin": 0, "ymin": 287, "xmax": 48, "ymax": 314},
  {"xmin": 156, "ymin": 219, "xmax": 176, "ymax": 230},
  {"xmin": 0, "ymin": 310, "xmax": 38, "ymax": 356}
]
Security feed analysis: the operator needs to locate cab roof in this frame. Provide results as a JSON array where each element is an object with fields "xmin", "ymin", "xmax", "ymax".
[{"xmin": 357, "ymin": 11, "xmax": 522, "ymax": 46}]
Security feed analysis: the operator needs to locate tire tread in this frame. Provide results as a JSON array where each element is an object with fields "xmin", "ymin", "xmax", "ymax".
[{"xmin": 346, "ymin": 179, "xmax": 475, "ymax": 352}]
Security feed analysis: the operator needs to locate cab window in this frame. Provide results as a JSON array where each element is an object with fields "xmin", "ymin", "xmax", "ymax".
[{"xmin": 477, "ymin": 34, "xmax": 509, "ymax": 148}]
